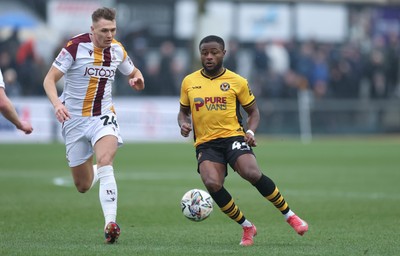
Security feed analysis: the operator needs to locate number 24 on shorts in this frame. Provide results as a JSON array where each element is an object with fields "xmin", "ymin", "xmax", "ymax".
[{"xmin": 100, "ymin": 114, "xmax": 118, "ymax": 128}]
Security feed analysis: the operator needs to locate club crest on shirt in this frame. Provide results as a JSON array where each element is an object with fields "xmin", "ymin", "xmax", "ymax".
[{"xmin": 220, "ymin": 82, "xmax": 230, "ymax": 91}]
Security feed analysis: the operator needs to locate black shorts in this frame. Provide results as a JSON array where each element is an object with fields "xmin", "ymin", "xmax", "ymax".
[{"xmin": 195, "ymin": 136, "xmax": 255, "ymax": 175}]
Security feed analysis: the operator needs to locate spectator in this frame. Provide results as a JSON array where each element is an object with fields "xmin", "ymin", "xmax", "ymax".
[
  {"xmin": 264, "ymin": 40, "xmax": 289, "ymax": 98},
  {"xmin": 16, "ymin": 38, "xmax": 45, "ymax": 95},
  {"xmin": 311, "ymin": 47, "xmax": 330, "ymax": 98},
  {"xmin": 250, "ymin": 40, "xmax": 270, "ymax": 97},
  {"xmin": 224, "ymin": 38, "xmax": 239, "ymax": 72},
  {"xmin": 365, "ymin": 35, "xmax": 387, "ymax": 98},
  {"xmin": 385, "ymin": 31, "xmax": 400, "ymax": 97},
  {"xmin": 294, "ymin": 41, "xmax": 314, "ymax": 92},
  {"xmin": 0, "ymin": 28, "xmax": 20, "ymax": 69},
  {"xmin": 156, "ymin": 40, "xmax": 180, "ymax": 96},
  {"xmin": 0, "ymin": 51, "xmax": 15, "ymax": 73},
  {"xmin": 2, "ymin": 68, "xmax": 22, "ymax": 97},
  {"xmin": 329, "ymin": 43, "xmax": 362, "ymax": 99}
]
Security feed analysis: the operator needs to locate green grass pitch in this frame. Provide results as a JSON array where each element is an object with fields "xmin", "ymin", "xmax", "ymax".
[{"xmin": 0, "ymin": 136, "xmax": 399, "ymax": 255}]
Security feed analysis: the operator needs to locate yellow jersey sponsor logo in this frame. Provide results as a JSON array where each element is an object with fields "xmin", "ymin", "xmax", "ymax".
[{"xmin": 194, "ymin": 97, "xmax": 227, "ymax": 111}]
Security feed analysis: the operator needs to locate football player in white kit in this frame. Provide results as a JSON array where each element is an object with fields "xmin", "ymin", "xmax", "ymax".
[
  {"xmin": 0, "ymin": 68, "xmax": 33, "ymax": 134},
  {"xmin": 43, "ymin": 7, "xmax": 144, "ymax": 244}
]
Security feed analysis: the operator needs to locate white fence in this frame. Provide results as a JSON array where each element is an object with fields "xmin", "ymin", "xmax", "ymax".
[
  {"xmin": 257, "ymin": 96, "xmax": 400, "ymax": 138},
  {"xmin": 1, "ymin": 96, "xmax": 399, "ymax": 144},
  {"xmin": 0, "ymin": 97, "xmax": 188, "ymax": 143}
]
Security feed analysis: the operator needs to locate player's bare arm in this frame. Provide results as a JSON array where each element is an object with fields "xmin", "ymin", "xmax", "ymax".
[
  {"xmin": 0, "ymin": 89, "xmax": 23, "ymax": 128},
  {"xmin": 243, "ymin": 102, "xmax": 260, "ymax": 147},
  {"xmin": 178, "ymin": 105, "xmax": 192, "ymax": 137},
  {"xmin": 0, "ymin": 88, "xmax": 33, "ymax": 134},
  {"xmin": 128, "ymin": 68, "xmax": 145, "ymax": 91},
  {"xmin": 43, "ymin": 66, "xmax": 71, "ymax": 123}
]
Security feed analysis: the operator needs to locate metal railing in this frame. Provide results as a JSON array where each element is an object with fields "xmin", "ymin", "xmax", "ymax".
[{"xmin": 257, "ymin": 94, "xmax": 400, "ymax": 140}]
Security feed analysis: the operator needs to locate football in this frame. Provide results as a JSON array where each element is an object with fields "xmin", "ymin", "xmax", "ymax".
[{"xmin": 181, "ymin": 188, "xmax": 213, "ymax": 222}]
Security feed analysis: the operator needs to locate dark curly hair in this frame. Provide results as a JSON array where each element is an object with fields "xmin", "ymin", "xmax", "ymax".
[{"xmin": 199, "ymin": 35, "xmax": 225, "ymax": 50}]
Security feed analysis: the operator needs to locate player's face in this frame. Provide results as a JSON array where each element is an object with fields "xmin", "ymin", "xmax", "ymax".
[
  {"xmin": 91, "ymin": 18, "xmax": 116, "ymax": 48},
  {"xmin": 200, "ymin": 42, "xmax": 226, "ymax": 76}
]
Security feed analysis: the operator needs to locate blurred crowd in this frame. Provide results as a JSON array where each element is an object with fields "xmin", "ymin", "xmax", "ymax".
[
  {"xmin": 0, "ymin": 28, "xmax": 47, "ymax": 96},
  {"xmin": 0, "ymin": 9, "xmax": 399, "ymax": 100},
  {"xmin": 243, "ymin": 33, "xmax": 400, "ymax": 100}
]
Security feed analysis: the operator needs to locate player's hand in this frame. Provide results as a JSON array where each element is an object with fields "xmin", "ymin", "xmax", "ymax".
[
  {"xmin": 180, "ymin": 122, "xmax": 192, "ymax": 137},
  {"xmin": 54, "ymin": 103, "xmax": 70, "ymax": 123},
  {"xmin": 129, "ymin": 77, "xmax": 145, "ymax": 91},
  {"xmin": 18, "ymin": 121, "xmax": 33, "ymax": 134},
  {"xmin": 245, "ymin": 131, "xmax": 257, "ymax": 147}
]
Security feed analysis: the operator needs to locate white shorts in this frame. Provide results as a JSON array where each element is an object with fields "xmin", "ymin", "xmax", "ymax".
[{"xmin": 62, "ymin": 113, "xmax": 123, "ymax": 167}]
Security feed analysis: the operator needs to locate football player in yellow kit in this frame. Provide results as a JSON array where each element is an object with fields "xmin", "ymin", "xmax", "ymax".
[{"xmin": 178, "ymin": 35, "xmax": 308, "ymax": 246}]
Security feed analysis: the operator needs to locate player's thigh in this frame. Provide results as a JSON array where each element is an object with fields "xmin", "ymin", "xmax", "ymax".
[
  {"xmin": 199, "ymin": 161, "xmax": 226, "ymax": 185},
  {"xmin": 63, "ymin": 118, "xmax": 93, "ymax": 168},
  {"xmin": 197, "ymin": 147, "xmax": 227, "ymax": 191},
  {"xmin": 234, "ymin": 154, "xmax": 262, "ymax": 184},
  {"xmin": 91, "ymin": 113, "xmax": 123, "ymax": 166}
]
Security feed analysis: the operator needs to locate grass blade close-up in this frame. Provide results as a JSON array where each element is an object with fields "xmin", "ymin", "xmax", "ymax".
[{"xmin": 0, "ymin": 136, "xmax": 399, "ymax": 256}]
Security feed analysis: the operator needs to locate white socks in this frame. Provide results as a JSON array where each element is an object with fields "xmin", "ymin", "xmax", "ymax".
[
  {"xmin": 90, "ymin": 165, "xmax": 99, "ymax": 189},
  {"xmin": 97, "ymin": 165, "xmax": 117, "ymax": 226},
  {"xmin": 241, "ymin": 219, "xmax": 253, "ymax": 227},
  {"xmin": 284, "ymin": 209, "xmax": 295, "ymax": 220}
]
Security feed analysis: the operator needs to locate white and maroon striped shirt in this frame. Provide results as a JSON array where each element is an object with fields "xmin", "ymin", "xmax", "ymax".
[{"xmin": 53, "ymin": 33, "xmax": 135, "ymax": 117}]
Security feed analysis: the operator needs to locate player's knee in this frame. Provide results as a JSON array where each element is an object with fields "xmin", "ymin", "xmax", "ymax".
[
  {"xmin": 74, "ymin": 181, "xmax": 91, "ymax": 193},
  {"xmin": 203, "ymin": 179, "xmax": 222, "ymax": 193},
  {"xmin": 76, "ymin": 186, "xmax": 90, "ymax": 193},
  {"xmin": 96, "ymin": 155, "xmax": 113, "ymax": 167},
  {"xmin": 241, "ymin": 169, "xmax": 262, "ymax": 184}
]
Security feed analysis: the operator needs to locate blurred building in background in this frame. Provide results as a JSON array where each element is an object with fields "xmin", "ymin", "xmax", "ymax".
[{"xmin": 0, "ymin": 0, "xmax": 399, "ymax": 142}]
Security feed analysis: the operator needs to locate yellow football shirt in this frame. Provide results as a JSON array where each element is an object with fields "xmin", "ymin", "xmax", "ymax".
[{"xmin": 180, "ymin": 68, "xmax": 256, "ymax": 146}]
